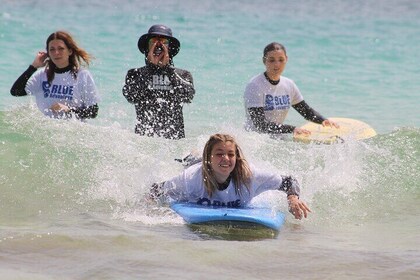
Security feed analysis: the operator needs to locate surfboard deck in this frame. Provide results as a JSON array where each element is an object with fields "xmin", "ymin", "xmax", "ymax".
[
  {"xmin": 170, "ymin": 203, "xmax": 285, "ymax": 231},
  {"xmin": 293, "ymin": 117, "xmax": 377, "ymax": 144}
]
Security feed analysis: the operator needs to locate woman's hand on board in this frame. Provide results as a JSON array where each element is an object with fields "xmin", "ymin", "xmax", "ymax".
[
  {"xmin": 293, "ymin": 127, "xmax": 311, "ymax": 136},
  {"xmin": 322, "ymin": 119, "xmax": 340, "ymax": 128},
  {"xmin": 287, "ymin": 195, "xmax": 311, "ymax": 220}
]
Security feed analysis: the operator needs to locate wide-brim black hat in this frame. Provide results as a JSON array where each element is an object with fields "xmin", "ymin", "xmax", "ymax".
[{"xmin": 137, "ymin": 24, "xmax": 180, "ymax": 57}]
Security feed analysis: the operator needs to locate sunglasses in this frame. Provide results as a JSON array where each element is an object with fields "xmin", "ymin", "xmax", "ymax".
[{"xmin": 148, "ymin": 37, "xmax": 170, "ymax": 47}]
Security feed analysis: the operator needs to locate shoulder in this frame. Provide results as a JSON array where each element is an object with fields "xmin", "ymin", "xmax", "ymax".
[
  {"xmin": 248, "ymin": 73, "xmax": 265, "ymax": 84},
  {"xmin": 75, "ymin": 69, "xmax": 97, "ymax": 84},
  {"xmin": 280, "ymin": 76, "xmax": 298, "ymax": 87},
  {"xmin": 279, "ymin": 76, "xmax": 301, "ymax": 94},
  {"xmin": 166, "ymin": 163, "xmax": 203, "ymax": 187},
  {"xmin": 250, "ymin": 163, "xmax": 281, "ymax": 180},
  {"xmin": 128, "ymin": 66, "xmax": 148, "ymax": 73},
  {"xmin": 127, "ymin": 67, "xmax": 142, "ymax": 73},
  {"xmin": 77, "ymin": 68, "xmax": 89, "ymax": 73},
  {"xmin": 31, "ymin": 67, "xmax": 47, "ymax": 77},
  {"xmin": 183, "ymin": 163, "xmax": 203, "ymax": 177},
  {"xmin": 245, "ymin": 73, "xmax": 265, "ymax": 89},
  {"xmin": 244, "ymin": 73, "xmax": 266, "ymax": 96},
  {"xmin": 125, "ymin": 67, "xmax": 147, "ymax": 79},
  {"xmin": 77, "ymin": 68, "xmax": 93, "ymax": 77},
  {"xmin": 249, "ymin": 163, "xmax": 260, "ymax": 174},
  {"xmin": 173, "ymin": 67, "xmax": 193, "ymax": 76}
]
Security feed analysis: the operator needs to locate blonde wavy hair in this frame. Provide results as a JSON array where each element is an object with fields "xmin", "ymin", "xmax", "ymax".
[{"xmin": 201, "ymin": 134, "xmax": 252, "ymax": 197}]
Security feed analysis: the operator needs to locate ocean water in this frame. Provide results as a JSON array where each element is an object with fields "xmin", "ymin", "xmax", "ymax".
[{"xmin": 0, "ymin": 0, "xmax": 419, "ymax": 279}]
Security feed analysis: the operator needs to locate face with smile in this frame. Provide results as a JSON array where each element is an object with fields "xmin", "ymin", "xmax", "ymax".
[
  {"xmin": 210, "ymin": 141, "xmax": 237, "ymax": 183},
  {"xmin": 263, "ymin": 49, "xmax": 287, "ymax": 81},
  {"xmin": 47, "ymin": 39, "xmax": 72, "ymax": 68}
]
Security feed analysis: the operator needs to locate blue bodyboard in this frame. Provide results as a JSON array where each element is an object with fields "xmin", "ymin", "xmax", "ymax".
[{"xmin": 170, "ymin": 203, "xmax": 285, "ymax": 231}]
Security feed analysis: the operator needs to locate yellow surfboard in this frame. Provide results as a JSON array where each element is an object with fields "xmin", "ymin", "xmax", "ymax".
[{"xmin": 293, "ymin": 117, "xmax": 377, "ymax": 144}]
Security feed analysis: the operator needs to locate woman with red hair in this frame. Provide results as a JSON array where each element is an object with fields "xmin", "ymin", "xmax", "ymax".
[{"xmin": 11, "ymin": 30, "xmax": 100, "ymax": 120}]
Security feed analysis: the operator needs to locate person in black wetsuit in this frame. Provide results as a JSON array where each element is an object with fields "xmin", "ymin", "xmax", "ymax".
[
  {"xmin": 122, "ymin": 24, "xmax": 195, "ymax": 140},
  {"xmin": 244, "ymin": 42, "xmax": 338, "ymax": 137}
]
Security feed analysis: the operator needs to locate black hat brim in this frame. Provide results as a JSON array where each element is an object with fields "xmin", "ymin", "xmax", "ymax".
[{"xmin": 137, "ymin": 34, "xmax": 180, "ymax": 57}]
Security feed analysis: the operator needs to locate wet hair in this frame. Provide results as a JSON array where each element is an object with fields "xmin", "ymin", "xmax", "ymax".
[
  {"xmin": 45, "ymin": 31, "xmax": 92, "ymax": 83},
  {"xmin": 263, "ymin": 42, "xmax": 286, "ymax": 63},
  {"xmin": 201, "ymin": 134, "xmax": 252, "ymax": 197}
]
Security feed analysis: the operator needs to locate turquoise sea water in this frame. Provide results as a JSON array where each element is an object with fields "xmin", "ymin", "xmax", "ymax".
[{"xmin": 1, "ymin": 0, "xmax": 419, "ymax": 279}]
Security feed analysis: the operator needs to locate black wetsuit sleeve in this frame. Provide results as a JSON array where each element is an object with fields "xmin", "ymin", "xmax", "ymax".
[
  {"xmin": 292, "ymin": 100, "xmax": 326, "ymax": 124},
  {"xmin": 169, "ymin": 68, "xmax": 195, "ymax": 103},
  {"xmin": 279, "ymin": 176, "xmax": 300, "ymax": 197},
  {"xmin": 10, "ymin": 65, "xmax": 37, "ymax": 96},
  {"xmin": 122, "ymin": 68, "xmax": 150, "ymax": 104},
  {"xmin": 70, "ymin": 104, "xmax": 99, "ymax": 119},
  {"xmin": 248, "ymin": 107, "xmax": 296, "ymax": 134},
  {"xmin": 149, "ymin": 182, "xmax": 165, "ymax": 200}
]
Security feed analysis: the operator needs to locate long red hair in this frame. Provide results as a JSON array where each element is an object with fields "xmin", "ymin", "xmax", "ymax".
[{"xmin": 45, "ymin": 31, "xmax": 92, "ymax": 83}]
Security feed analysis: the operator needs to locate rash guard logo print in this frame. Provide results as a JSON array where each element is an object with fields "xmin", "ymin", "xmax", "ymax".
[
  {"xmin": 265, "ymin": 94, "xmax": 291, "ymax": 111},
  {"xmin": 42, "ymin": 81, "xmax": 74, "ymax": 100},
  {"xmin": 151, "ymin": 74, "xmax": 173, "ymax": 91},
  {"xmin": 42, "ymin": 81, "xmax": 51, "ymax": 98}
]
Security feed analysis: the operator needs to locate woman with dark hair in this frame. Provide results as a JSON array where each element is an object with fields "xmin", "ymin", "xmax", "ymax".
[
  {"xmin": 11, "ymin": 30, "xmax": 100, "ymax": 120},
  {"xmin": 244, "ymin": 42, "xmax": 338, "ymax": 136},
  {"xmin": 150, "ymin": 134, "xmax": 311, "ymax": 220}
]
